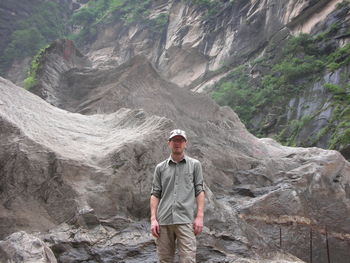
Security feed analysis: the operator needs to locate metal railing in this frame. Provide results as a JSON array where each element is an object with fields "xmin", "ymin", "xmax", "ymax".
[{"xmin": 241, "ymin": 214, "xmax": 350, "ymax": 263}]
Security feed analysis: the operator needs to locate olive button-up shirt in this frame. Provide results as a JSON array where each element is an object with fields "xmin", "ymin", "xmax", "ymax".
[{"xmin": 151, "ymin": 155, "xmax": 204, "ymax": 225}]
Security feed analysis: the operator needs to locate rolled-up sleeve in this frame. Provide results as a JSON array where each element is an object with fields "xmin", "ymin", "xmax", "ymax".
[
  {"xmin": 151, "ymin": 165, "xmax": 162, "ymax": 198},
  {"xmin": 194, "ymin": 161, "xmax": 204, "ymax": 196}
]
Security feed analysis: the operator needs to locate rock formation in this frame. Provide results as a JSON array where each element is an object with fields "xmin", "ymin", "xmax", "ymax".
[
  {"xmin": 14, "ymin": 0, "xmax": 348, "ymax": 157},
  {"xmin": 1, "ymin": 43, "xmax": 350, "ymax": 261},
  {"xmin": 2, "ymin": 0, "xmax": 349, "ymax": 154},
  {"xmin": 30, "ymin": 39, "xmax": 91, "ymax": 107},
  {"xmin": 0, "ymin": 231, "xmax": 57, "ymax": 263},
  {"xmin": 1, "ymin": 0, "xmax": 350, "ymax": 262},
  {"xmin": 82, "ymin": 0, "xmax": 344, "ymax": 88}
]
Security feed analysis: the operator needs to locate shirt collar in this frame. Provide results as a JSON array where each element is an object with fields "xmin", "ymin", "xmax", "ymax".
[{"xmin": 168, "ymin": 155, "xmax": 187, "ymax": 165}]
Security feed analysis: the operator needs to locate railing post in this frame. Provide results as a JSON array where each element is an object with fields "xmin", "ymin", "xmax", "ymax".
[
  {"xmin": 279, "ymin": 226, "xmax": 282, "ymax": 248},
  {"xmin": 326, "ymin": 226, "xmax": 331, "ymax": 263},
  {"xmin": 310, "ymin": 228, "xmax": 313, "ymax": 263}
]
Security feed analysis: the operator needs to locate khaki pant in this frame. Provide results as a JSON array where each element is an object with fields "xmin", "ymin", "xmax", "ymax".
[{"xmin": 156, "ymin": 224, "xmax": 196, "ymax": 263}]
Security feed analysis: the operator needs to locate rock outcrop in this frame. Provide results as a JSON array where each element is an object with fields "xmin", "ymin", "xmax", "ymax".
[
  {"xmin": 0, "ymin": 231, "xmax": 57, "ymax": 263},
  {"xmin": 1, "ymin": 0, "xmax": 350, "ymax": 262},
  {"xmin": 1, "ymin": 47, "xmax": 350, "ymax": 261},
  {"xmin": 21, "ymin": 0, "xmax": 349, "ymax": 158},
  {"xmin": 30, "ymin": 39, "xmax": 91, "ymax": 107},
  {"xmin": 2, "ymin": 0, "xmax": 348, "ymax": 157},
  {"xmin": 0, "ymin": 76, "xmax": 170, "ymax": 239},
  {"xmin": 84, "ymin": 0, "xmax": 343, "ymax": 89}
]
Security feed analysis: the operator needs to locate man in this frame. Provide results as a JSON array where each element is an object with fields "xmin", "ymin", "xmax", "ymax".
[{"xmin": 150, "ymin": 129, "xmax": 205, "ymax": 263}]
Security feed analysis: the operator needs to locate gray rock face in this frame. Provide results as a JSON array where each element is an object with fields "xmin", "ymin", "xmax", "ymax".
[
  {"xmin": 0, "ymin": 1, "xmax": 349, "ymax": 261},
  {"xmin": 0, "ymin": 76, "xmax": 170, "ymax": 239},
  {"xmin": 74, "ymin": 0, "xmax": 350, "ymax": 160},
  {"xmin": 84, "ymin": 0, "xmax": 343, "ymax": 89},
  {"xmin": 3, "ymin": 0, "xmax": 347, "ymax": 157},
  {"xmin": 0, "ymin": 231, "xmax": 57, "ymax": 263},
  {"xmin": 30, "ymin": 39, "xmax": 91, "ymax": 107},
  {"xmin": 1, "ymin": 48, "xmax": 350, "ymax": 262}
]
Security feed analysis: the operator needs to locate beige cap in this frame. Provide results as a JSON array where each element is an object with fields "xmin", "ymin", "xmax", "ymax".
[{"xmin": 168, "ymin": 129, "xmax": 187, "ymax": 141}]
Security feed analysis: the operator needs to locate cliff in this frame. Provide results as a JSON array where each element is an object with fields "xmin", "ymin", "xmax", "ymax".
[
  {"xmin": 1, "ymin": 0, "xmax": 350, "ymax": 262},
  {"xmin": 20, "ymin": 0, "xmax": 350, "ymax": 158},
  {"xmin": 1, "ymin": 48, "xmax": 350, "ymax": 261}
]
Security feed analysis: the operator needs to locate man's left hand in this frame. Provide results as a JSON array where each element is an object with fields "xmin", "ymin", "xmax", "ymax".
[{"xmin": 193, "ymin": 216, "xmax": 203, "ymax": 235}]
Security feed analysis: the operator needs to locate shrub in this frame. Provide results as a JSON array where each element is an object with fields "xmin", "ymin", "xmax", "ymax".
[
  {"xmin": 3, "ymin": 28, "xmax": 46, "ymax": 61},
  {"xmin": 336, "ymin": 0, "xmax": 350, "ymax": 9},
  {"xmin": 69, "ymin": 0, "xmax": 165, "ymax": 43},
  {"xmin": 326, "ymin": 43, "xmax": 350, "ymax": 70},
  {"xmin": 23, "ymin": 76, "xmax": 37, "ymax": 90},
  {"xmin": 324, "ymin": 83, "xmax": 344, "ymax": 94},
  {"xmin": 23, "ymin": 45, "xmax": 49, "ymax": 90},
  {"xmin": 71, "ymin": 7, "xmax": 96, "ymax": 26}
]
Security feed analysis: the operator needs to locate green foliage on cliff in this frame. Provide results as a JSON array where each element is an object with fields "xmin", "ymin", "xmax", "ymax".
[
  {"xmin": 212, "ymin": 66, "xmax": 256, "ymax": 124},
  {"xmin": 212, "ymin": 33, "xmax": 326, "ymax": 127},
  {"xmin": 211, "ymin": 27, "xmax": 350, "ymax": 151},
  {"xmin": 69, "ymin": 0, "xmax": 168, "ymax": 45},
  {"xmin": 23, "ymin": 45, "xmax": 50, "ymax": 90},
  {"xmin": 336, "ymin": 0, "xmax": 350, "ymax": 9},
  {"xmin": 184, "ymin": 0, "xmax": 233, "ymax": 18},
  {"xmin": 324, "ymin": 83, "xmax": 350, "ymax": 150},
  {"xmin": 1, "ymin": 2, "xmax": 67, "ymax": 74},
  {"xmin": 326, "ymin": 43, "xmax": 350, "ymax": 71},
  {"xmin": 187, "ymin": 0, "xmax": 218, "ymax": 10}
]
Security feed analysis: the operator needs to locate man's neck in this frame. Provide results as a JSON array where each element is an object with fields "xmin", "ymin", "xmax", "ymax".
[{"xmin": 171, "ymin": 153, "xmax": 185, "ymax": 163}]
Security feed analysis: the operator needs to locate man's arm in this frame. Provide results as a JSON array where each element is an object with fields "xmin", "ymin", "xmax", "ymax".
[
  {"xmin": 150, "ymin": 195, "xmax": 160, "ymax": 238},
  {"xmin": 150, "ymin": 164, "xmax": 162, "ymax": 238},
  {"xmin": 193, "ymin": 191, "xmax": 205, "ymax": 235}
]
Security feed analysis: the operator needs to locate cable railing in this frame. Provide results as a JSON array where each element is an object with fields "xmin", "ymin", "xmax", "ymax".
[{"xmin": 240, "ymin": 214, "xmax": 350, "ymax": 263}]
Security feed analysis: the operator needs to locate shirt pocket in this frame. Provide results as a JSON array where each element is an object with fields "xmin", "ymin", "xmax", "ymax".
[{"xmin": 184, "ymin": 172, "xmax": 194, "ymax": 188}]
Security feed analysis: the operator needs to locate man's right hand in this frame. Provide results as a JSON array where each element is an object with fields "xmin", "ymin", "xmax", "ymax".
[{"xmin": 151, "ymin": 218, "xmax": 160, "ymax": 238}]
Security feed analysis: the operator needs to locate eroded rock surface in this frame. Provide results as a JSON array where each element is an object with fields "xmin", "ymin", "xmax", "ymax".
[
  {"xmin": 1, "ymin": 49, "xmax": 350, "ymax": 261},
  {"xmin": 0, "ymin": 1, "xmax": 350, "ymax": 261},
  {"xmin": 0, "ymin": 231, "xmax": 57, "ymax": 263},
  {"xmin": 30, "ymin": 39, "xmax": 91, "ymax": 107},
  {"xmin": 83, "ymin": 0, "xmax": 343, "ymax": 89}
]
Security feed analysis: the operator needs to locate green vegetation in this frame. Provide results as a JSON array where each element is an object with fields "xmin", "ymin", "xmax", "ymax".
[
  {"xmin": 336, "ymin": 0, "xmax": 350, "ymax": 9},
  {"xmin": 326, "ymin": 43, "xmax": 350, "ymax": 71},
  {"xmin": 147, "ymin": 13, "xmax": 169, "ymax": 31},
  {"xmin": 276, "ymin": 115, "xmax": 314, "ymax": 147},
  {"xmin": 212, "ymin": 33, "xmax": 326, "ymax": 127},
  {"xmin": 325, "ymin": 83, "xmax": 350, "ymax": 149},
  {"xmin": 212, "ymin": 66, "xmax": 256, "ymax": 124},
  {"xmin": 1, "ymin": 0, "xmax": 172, "ymax": 70},
  {"xmin": 184, "ymin": 0, "xmax": 233, "ymax": 18},
  {"xmin": 1, "ymin": 2, "xmax": 67, "ymax": 74},
  {"xmin": 211, "ymin": 26, "xmax": 350, "ymax": 151},
  {"xmin": 69, "ymin": 0, "xmax": 169, "ymax": 45},
  {"xmin": 23, "ymin": 45, "xmax": 50, "ymax": 90}
]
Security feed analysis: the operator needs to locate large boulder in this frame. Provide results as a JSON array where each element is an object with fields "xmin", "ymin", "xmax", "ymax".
[{"xmin": 0, "ymin": 231, "xmax": 57, "ymax": 263}]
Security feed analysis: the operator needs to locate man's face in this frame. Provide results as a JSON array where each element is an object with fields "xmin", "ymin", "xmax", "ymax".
[{"xmin": 168, "ymin": 135, "xmax": 187, "ymax": 155}]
